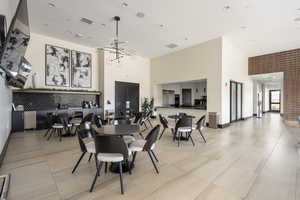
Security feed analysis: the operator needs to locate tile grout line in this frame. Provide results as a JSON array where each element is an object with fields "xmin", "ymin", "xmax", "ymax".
[
  {"xmin": 193, "ymin": 155, "xmax": 244, "ymax": 200},
  {"xmin": 242, "ymin": 129, "xmax": 284, "ymax": 200},
  {"xmin": 45, "ymin": 159, "xmax": 64, "ymax": 200}
]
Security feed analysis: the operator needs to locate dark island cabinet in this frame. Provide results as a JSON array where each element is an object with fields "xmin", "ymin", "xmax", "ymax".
[{"xmin": 12, "ymin": 111, "xmax": 24, "ymax": 132}]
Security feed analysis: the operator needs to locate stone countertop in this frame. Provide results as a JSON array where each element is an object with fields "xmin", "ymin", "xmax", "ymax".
[{"xmin": 155, "ymin": 106, "xmax": 206, "ymax": 110}]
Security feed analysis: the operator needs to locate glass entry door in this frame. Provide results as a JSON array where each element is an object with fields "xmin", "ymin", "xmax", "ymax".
[
  {"xmin": 269, "ymin": 90, "xmax": 281, "ymax": 112},
  {"xmin": 230, "ymin": 81, "xmax": 243, "ymax": 122}
]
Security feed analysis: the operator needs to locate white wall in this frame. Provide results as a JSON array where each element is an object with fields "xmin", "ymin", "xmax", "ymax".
[
  {"xmin": 25, "ymin": 33, "xmax": 100, "ymax": 91},
  {"xmin": 103, "ymin": 52, "xmax": 151, "ymax": 112},
  {"xmin": 0, "ymin": 0, "xmax": 16, "ymax": 153},
  {"xmin": 151, "ymin": 38, "xmax": 222, "ymax": 119},
  {"xmin": 221, "ymin": 37, "xmax": 253, "ymax": 124}
]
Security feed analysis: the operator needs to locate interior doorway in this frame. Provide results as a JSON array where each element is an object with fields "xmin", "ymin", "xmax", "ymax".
[
  {"xmin": 230, "ymin": 81, "xmax": 243, "ymax": 122},
  {"xmin": 269, "ymin": 90, "xmax": 281, "ymax": 112},
  {"xmin": 182, "ymin": 89, "xmax": 192, "ymax": 106},
  {"xmin": 115, "ymin": 81, "xmax": 140, "ymax": 118}
]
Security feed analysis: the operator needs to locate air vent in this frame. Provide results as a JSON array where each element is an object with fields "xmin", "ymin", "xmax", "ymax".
[
  {"xmin": 80, "ymin": 17, "xmax": 94, "ymax": 25},
  {"xmin": 166, "ymin": 43, "xmax": 178, "ymax": 49},
  {"xmin": 75, "ymin": 33, "xmax": 84, "ymax": 38},
  {"xmin": 136, "ymin": 12, "xmax": 145, "ymax": 18}
]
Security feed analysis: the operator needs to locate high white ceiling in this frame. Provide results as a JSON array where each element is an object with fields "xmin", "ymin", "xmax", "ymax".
[{"xmin": 23, "ymin": 0, "xmax": 300, "ymax": 58}]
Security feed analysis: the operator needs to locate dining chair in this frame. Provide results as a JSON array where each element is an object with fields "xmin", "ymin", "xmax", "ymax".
[
  {"xmin": 46, "ymin": 113, "xmax": 71, "ymax": 141},
  {"xmin": 193, "ymin": 115, "xmax": 207, "ymax": 143},
  {"xmin": 72, "ymin": 123, "xmax": 97, "ymax": 174},
  {"xmin": 132, "ymin": 112, "xmax": 142, "ymax": 125},
  {"xmin": 174, "ymin": 117, "xmax": 194, "ymax": 147},
  {"xmin": 90, "ymin": 135, "xmax": 131, "ymax": 194},
  {"xmin": 145, "ymin": 110, "xmax": 153, "ymax": 128},
  {"xmin": 129, "ymin": 125, "xmax": 161, "ymax": 174},
  {"xmin": 82, "ymin": 113, "xmax": 94, "ymax": 124},
  {"xmin": 74, "ymin": 111, "xmax": 83, "ymax": 120},
  {"xmin": 44, "ymin": 112, "xmax": 55, "ymax": 138},
  {"xmin": 94, "ymin": 115, "xmax": 103, "ymax": 128},
  {"xmin": 179, "ymin": 113, "xmax": 187, "ymax": 117},
  {"xmin": 158, "ymin": 114, "xmax": 175, "ymax": 140}
]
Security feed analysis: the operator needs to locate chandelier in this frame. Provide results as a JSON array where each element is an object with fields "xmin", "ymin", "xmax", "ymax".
[{"xmin": 102, "ymin": 16, "xmax": 131, "ymax": 63}]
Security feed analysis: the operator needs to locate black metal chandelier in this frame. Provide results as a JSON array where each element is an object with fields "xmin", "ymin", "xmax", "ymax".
[{"xmin": 102, "ymin": 16, "xmax": 130, "ymax": 63}]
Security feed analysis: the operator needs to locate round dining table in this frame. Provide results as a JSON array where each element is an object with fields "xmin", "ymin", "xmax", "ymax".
[
  {"xmin": 168, "ymin": 115, "xmax": 196, "ymax": 121},
  {"xmin": 94, "ymin": 124, "xmax": 140, "ymax": 173},
  {"xmin": 94, "ymin": 124, "xmax": 140, "ymax": 136}
]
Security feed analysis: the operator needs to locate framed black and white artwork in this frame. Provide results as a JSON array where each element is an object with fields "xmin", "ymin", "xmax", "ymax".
[
  {"xmin": 71, "ymin": 50, "xmax": 92, "ymax": 88},
  {"xmin": 45, "ymin": 44, "xmax": 70, "ymax": 87}
]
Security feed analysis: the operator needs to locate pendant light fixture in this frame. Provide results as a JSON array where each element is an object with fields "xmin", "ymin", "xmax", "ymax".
[{"xmin": 102, "ymin": 16, "xmax": 131, "ymax": 63}]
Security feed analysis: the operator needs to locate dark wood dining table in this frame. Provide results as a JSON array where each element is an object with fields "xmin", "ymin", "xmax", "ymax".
[
  {"xmin": 94, "ymin": 124, "xmax": 140, "ymax": 173},
  {"xmin": 94, "ymin": 124, "xmax": 140, "ymax": 136},
  {"xmin": 168, "ymin": 115, "xmax": 196, "ymax": 121}
]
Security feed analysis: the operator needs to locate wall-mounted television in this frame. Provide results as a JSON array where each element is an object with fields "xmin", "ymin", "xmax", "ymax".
[{"xmin": 0, "ymin": 0, "xmax": 31, "ymax": 88}]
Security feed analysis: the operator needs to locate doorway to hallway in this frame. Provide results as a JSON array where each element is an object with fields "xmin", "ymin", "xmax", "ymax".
[
  {"xmin": 230, "ymin": 81, "xmax": 243, "ymax": 122},
  {"xmin": 269, "ymin": 90, "xmax": 281, "ymax": 112}
]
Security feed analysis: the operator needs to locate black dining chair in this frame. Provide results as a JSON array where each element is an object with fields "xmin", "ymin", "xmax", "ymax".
[
  {"xmin": 44, "ymin": 112, "xmax": 55, "ymax": 138},
  {"xmin": 132, "ymin": 112, "xmax": 142, "ymax": 125},
  {"xmin": 174, "ymin": 117, "xmax": 194, "ymax": 147},
  {"xmin": 145, "ymin": 110, "xmax": 153, "ymax": 128},
  {"xmin": 193, "ymin": 115, "xmax": 207, "ymax": 143},
  {"xmin": 94, "ymin": 115, "xmax": 103, "ymax": 128},
  {"xmin": 46, "ymin": 113, "xmax": 71, "ymax": 141},
  {"xmin": 129, "ymin": 125, "xmax": 161, "ymax": 174},
  {"xmin": 72, "ymin": 123, "xmax": 97, "ymax": 174},
  {"xmin": 158, "ymin": 114, "xmax": 175, "ymax": 140},
  {"xmin": 82, "ymin": 113, "xmax": 94, "ymax": 124},
  {"xmin": 74, "ymin": 111, "xmax": 83, "ymax": 120},
  {"xmin": 90, "ymin": 135, "xmax": 131, "ymax": 194},
  {"xmin": 179, "ymin": 113, "xmax": 187, "ymax": 117}
]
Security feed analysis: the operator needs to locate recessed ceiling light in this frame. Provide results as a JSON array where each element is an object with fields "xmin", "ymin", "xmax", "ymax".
[
  {"xmin": 240, "ymin": 26, "xmax": 247, "ymax": 29},
  {"xmin": 166, "ymin": 43, "xmax": 178, "ymax": 49},
  {"xmin": 81, "ymin": 17, "xmax": 94, "ymax": 25},
  {"xmin": 223, "ymin": 5, "xmax": 231, "ymax": 11},
  {"xmin": 294, "ymin": 17, "xmax": 300, "ymax": 22},
  {"xmin": 66, "ymin": 30, "xmax": 73, "ymax": 34},
  {"xmin": 48, "ymin": 3, "xmax": 56, "ymax": 8},
  {"xmin": 122, "ymin": 2, "xmax": 128, "ymax": 7},
  {"xmin": 136, "ymin": 12, "xmax": 145, "ymax": 18},
  {"xmin": 75, "ymin": 33, "xmax": 84, "ymax": 38}
]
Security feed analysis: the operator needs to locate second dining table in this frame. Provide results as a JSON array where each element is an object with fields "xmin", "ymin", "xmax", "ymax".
[{"xmin": 168, "ymin": 114, "xmax": 196, "ymax": 122}]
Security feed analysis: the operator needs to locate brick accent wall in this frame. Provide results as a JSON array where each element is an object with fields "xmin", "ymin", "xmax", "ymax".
[{"xmin": 249, "ymin": 48, "xmax": 300, "ymax": 121}]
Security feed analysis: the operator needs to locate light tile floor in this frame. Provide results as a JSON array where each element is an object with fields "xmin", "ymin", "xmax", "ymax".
[{"xmin": 1, "ymin": 113, "xmax": 300, "ymax": 200}]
